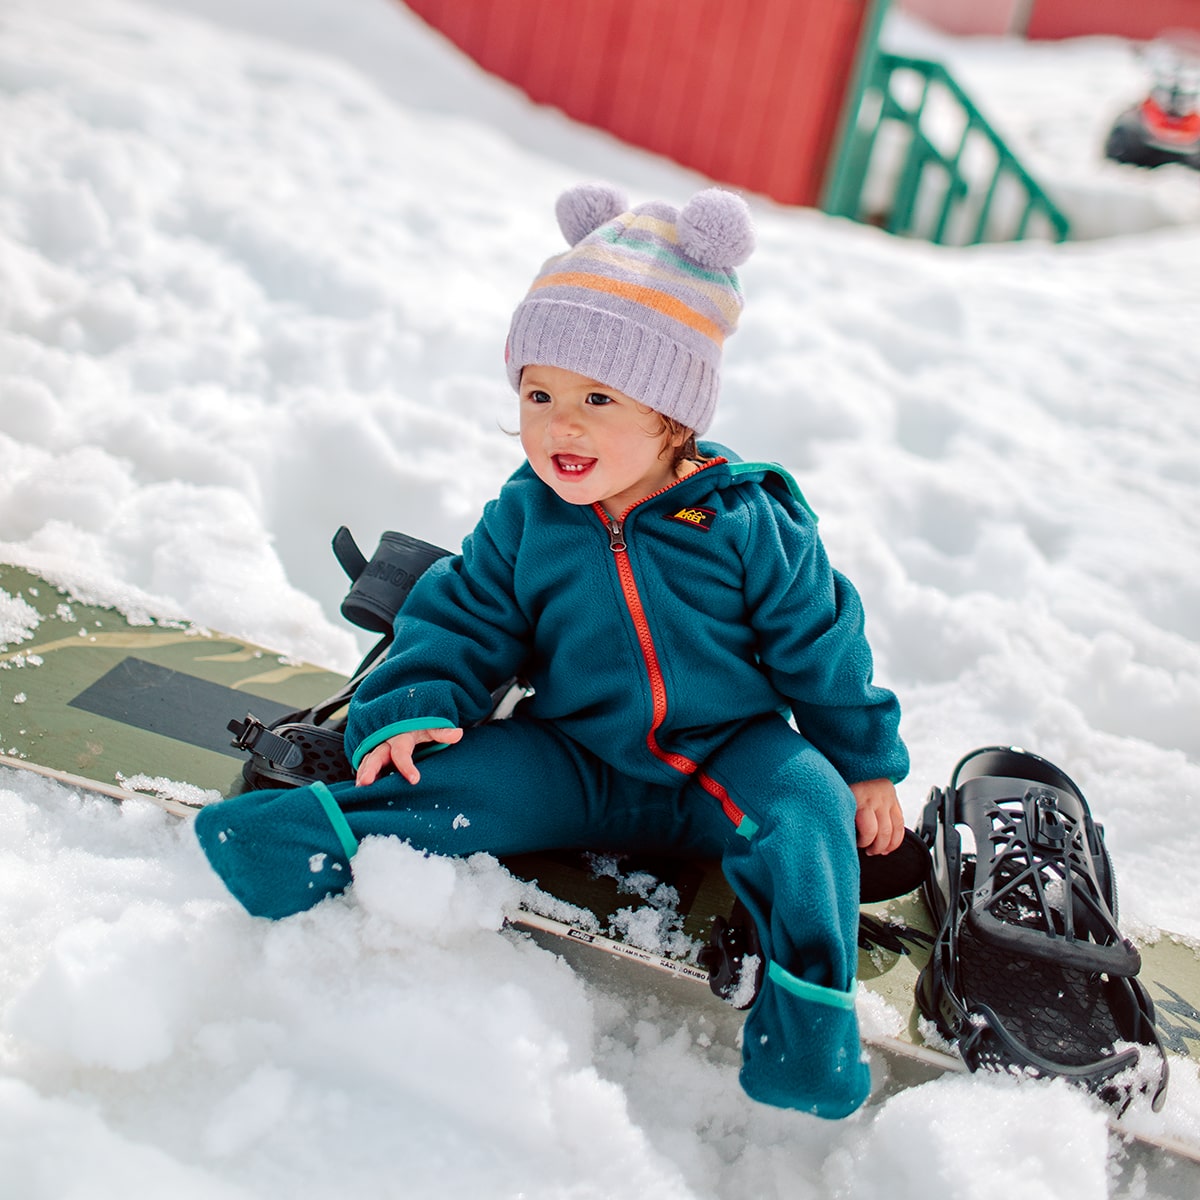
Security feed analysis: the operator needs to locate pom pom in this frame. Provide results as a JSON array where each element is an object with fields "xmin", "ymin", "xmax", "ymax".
[
  {"xmin": 677, "ymin": 189, "xmax": 755, "ymax": 269},
  {"xmin": 555, "ymin": 183, "xmax": 629, "ymax": 246}
]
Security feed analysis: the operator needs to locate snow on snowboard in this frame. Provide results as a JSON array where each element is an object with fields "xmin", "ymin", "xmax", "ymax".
[{"xmin": 3, "ymin": 559, "xmax": 1200, "ymax": 1166}]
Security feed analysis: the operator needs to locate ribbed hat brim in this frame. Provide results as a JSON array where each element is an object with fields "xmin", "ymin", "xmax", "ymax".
[{"xmin": 506, "ymin": 300, "xmax": 718, "ymax": 434}]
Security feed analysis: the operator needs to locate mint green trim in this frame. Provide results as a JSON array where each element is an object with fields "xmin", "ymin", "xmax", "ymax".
[
  {"xmin": 767, "ymin": 961, "xmax": 857, "ymax": 1011},
  {"xmin": 727, "ymin": 461, "xmax": 818, "ymax": 522},
  {"xmin": 737, "ymin": 814, "xmax": 759, "ymax": 840},
  {"xmin": 350, "ymin": 717, "xmax": 457, "ymax": 770},
  {"xmin": 311, "ymin": 781, "xmax": 358, "ymax": 863},
  {"xmin": 598, "ymin": 224, "xmax": 745, "ymax": 293}
]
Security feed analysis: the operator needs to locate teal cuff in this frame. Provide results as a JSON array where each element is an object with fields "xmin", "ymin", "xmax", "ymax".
[
  {"xmin": 350, "ymin": 717, "xmax": 458, "ymax": 770},
  {"xmin": 767, "ymin": 961, "xmax": 857, "ymax": 1011},
  {"xmin": 311, "ymin": 781, "xmax": 358, "ymax": 863}
]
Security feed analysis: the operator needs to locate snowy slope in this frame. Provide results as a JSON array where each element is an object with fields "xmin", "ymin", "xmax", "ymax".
[{"xmin": 1, "ymin": 2, "xmax": 1199, "ymax": 1196}]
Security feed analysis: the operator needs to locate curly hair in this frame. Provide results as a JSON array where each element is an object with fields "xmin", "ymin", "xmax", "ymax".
[{"xmin": 654, "ymin": 413, "xmax": 699, "ymax": 467}]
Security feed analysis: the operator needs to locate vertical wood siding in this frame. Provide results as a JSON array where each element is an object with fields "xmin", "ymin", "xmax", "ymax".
[{"xmin": 401, "ymin": 0, "xmax": 873, "ymax": 207}]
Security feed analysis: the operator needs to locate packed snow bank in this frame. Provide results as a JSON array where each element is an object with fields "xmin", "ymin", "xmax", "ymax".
[{"xmin": 2, "ymin": 2, "xmax": 1199, "ymax": 1198}]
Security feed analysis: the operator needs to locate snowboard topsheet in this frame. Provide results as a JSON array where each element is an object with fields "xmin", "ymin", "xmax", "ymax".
[
  {"xmin": 4, "ymin": 561, "xmax": 1200, "ymax": 1153},
  {"xmin": 0, "ymin": 563, "xmax": 346, "ymax": 811}
]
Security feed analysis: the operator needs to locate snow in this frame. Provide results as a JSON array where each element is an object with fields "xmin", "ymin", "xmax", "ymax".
[
  {"xmin": 0, "ymin": 591, "xmax": 40, "ymax": 648},
  {"xmin": 1, "ymin": 0, "xmax": 1199, "ymax": 1195}
]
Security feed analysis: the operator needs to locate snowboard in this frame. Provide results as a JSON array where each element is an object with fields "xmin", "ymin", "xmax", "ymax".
[{"xmin": 4, "ymin": 561, "xmax": 1200, "ymax": 1168}]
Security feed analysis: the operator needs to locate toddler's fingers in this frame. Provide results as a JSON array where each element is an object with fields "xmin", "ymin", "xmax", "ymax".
[
  {"xmin": 867, "ymin": 806, "xmax": 905, "ymax": 856},
  {"xmin": 856, "ymin": 806, "xmax": 879, "ymax": 850},
  {"xmin": 355, "ymin": 743, "xmax": 387, "ymax": 787},
  {"xmin": 390, "ymin": 742, "xmax": 421, "ymax": 785}
]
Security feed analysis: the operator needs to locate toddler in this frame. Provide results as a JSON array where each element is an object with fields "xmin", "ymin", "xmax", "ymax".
[{"xmin": 196, "ymin": 183, "xmax": 909, "ymax": 1118}]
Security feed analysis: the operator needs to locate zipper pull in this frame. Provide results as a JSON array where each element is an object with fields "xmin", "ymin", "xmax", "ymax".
[{"xmin": 605, "ymin": 515, "xmax": 627, "ymax": 552}]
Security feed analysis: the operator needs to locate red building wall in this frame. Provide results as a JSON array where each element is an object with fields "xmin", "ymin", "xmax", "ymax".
[
  {"xmin": 898, "ymin": 0, "xmax": 1023, "ymax": 37},
  {"xmin": 1027, "ymin": 0, "xmax": 1200, "ymax": 40},
  {"xmin": 401, "ymin": 0, "xmax": 874, "ymax": 207},
  {"xmin": 902, "ymin": 0, "xmax": 1200, "ymax": 39}
]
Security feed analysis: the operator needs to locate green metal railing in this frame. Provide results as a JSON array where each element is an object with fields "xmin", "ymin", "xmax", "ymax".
[{"xmin": 824, "ymin": 50, "xmax": 1070, "ymax": 245}]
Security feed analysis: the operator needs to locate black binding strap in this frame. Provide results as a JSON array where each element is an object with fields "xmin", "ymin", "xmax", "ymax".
[
  {"xmin": 332, "ymin": 526, "xmax": 368, "ymax": 582},
  {"xmin": 227, "ymin": 714, "xmax": 305, "ymax": 770}
]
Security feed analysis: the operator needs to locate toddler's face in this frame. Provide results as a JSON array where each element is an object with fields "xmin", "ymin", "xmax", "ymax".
[{"xmin": 519, "ymin": 364, "xmax": 685, "ymax": 515}]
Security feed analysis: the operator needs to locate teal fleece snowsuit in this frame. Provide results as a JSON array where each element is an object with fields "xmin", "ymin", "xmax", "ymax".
[{"xmin": 195, "ymin": 444, "xmax": 908, "ymax": 1118}]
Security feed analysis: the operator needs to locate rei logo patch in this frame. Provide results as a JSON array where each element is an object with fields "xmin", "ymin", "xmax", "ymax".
[{"xmin": 664, "ymin": 505, "xmax": 716, "ymax": 533}]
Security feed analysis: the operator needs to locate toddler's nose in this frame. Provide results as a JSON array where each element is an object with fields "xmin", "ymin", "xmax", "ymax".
[{"xmin": 548, "ymin": 410, "xmax": 582, "ymax": 437}]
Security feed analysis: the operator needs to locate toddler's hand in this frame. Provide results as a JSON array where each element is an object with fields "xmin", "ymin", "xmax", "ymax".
[
  {"xmin": 850, "ymin": 778, "xmax": 905, "ymax": 856},
  {"xmin": 355, "ymin": 726, "xmax": 464, "ymax": 787}
]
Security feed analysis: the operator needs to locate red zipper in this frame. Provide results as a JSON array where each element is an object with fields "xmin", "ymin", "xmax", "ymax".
[
  {"xmin": 592, "ymin": 460, "xmax": 727, "ymax": 782},
  {"xmin": 698, "ymin": 773, "xmax": 746, "ymax": 827}
]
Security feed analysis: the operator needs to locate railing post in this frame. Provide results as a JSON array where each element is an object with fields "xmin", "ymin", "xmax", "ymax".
[
  {"xmin": 821, "ymin": 0, "xmax": 893, "ymax": 219},
  {"xmin": 824, "ymin": 48, "xmax": 1070, "ymax": 245}
]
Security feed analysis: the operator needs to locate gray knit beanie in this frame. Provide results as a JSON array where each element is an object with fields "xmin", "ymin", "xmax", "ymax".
[{"xmin": 505, "ymin": 183, "xmax": 755, "ymax": 435}]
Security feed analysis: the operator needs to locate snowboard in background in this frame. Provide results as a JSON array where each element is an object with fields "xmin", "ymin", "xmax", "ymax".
[{"xmin": 4, "ymin": 561, "xmax": 1200, "ymax": 1165}]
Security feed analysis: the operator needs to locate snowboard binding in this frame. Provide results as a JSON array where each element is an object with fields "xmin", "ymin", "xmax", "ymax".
[
  {"xmin": 228, "ymin": 526, "xmax": 452, "ymax": 792},
  {"xmin": 917, "ymin": 746, "xmax": 1168, "ymax": 1111},
  {"xmin": 699, "ymin": 898, "xmax": 765, "ymax": 1009},
  {"xmin": 227, "ymin": 714, "xmax": 352, "ymax": 790}
]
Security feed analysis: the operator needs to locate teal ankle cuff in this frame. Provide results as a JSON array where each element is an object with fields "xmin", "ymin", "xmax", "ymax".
[
  {"xmin": 767, "ymin": 961, "xmax": 856, "ymax": 1011},
  {"xmin": 311, "ymin": 781, "xmax": 358, "ymax": 863}
]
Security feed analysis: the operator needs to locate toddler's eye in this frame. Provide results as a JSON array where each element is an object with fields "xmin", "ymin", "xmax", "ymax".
[
  {"xmin": 586, "ymin": 392, "xmax": 614, "ymax": 406},
  {"xmin": 526, "ymin": 389, "xmax": 551, "ymax": 404}
]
